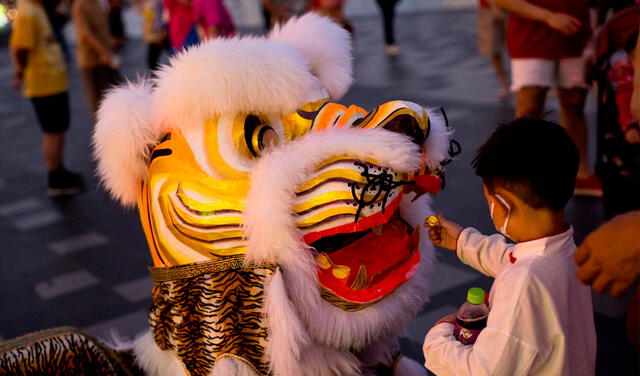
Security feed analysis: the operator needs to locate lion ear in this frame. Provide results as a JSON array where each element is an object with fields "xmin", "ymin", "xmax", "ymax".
[
  {"xmin": 268, "ymin": 12, "xmax": 353, "ymax": 101},
  {"xmin": 93, "ymin": 80, "xmax": 159, "ymax": 207}
]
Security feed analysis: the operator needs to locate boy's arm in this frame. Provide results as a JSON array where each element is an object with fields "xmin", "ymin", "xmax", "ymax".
[
  {"xmin": 428, "ymin": 214, "xmax": 511, "ymax": 277},
  {"xmin": 423, "ymin": 271, "xmax": 540, "ymax": 375},
  {"xmin": 456, "ymin": 228, "xmax": 512, "ymax": 278}
]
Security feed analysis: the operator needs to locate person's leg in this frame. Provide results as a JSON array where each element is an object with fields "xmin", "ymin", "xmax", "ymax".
[
  {"xmin": 42, "ymin": 132, "xmax": 64, "ymax": 171},
  {"xmin": 511, "ymin": 59, "xmax": 554, "ymax": 117},
  {"xmin": 558, "ymin": 56, "xmax": 592, "ymax": 178},
  {"xmin": 147, "ymin": 42, "xmax": 162, "ymax": 71},
  {"xmin": 377, "ymin": 0, "xmax": 399, "ymax": 52},
  {"xmin": 490, "ymin": 52, "xmax": 510, "ymax": 93},
  {"xmin": 80, "ymin": 67, "xmax": 100, "ymax": 117},
  {"xmin": 31, "ymin": 92, "xmax": 69, "ymax": 170},
  {"xmin": 558, "ymin": 87, "xmax": 589, "ymax": 177},
  {"xmin": 515, "ymin": 87, "xmax": 548, "ymax": 117}
]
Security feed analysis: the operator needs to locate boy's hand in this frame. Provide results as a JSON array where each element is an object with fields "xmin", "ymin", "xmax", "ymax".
[
  {"xmin": 434, "ymin": 312, "xmax": 457, "ymax": 326},
  {"xmin": 428, "ymin": 212, "xmax": 463, "ymax": 251}
]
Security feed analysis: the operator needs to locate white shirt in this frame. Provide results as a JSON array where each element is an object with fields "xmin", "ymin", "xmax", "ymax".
[{"xmin": 423, "ymin": 227, "xmax": 596, "ymax": 376}]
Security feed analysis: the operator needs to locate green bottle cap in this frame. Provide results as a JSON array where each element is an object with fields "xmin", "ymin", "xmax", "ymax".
[{"xmin": 467, "ymin": 287, "xmax": 485, "ymax": 305}]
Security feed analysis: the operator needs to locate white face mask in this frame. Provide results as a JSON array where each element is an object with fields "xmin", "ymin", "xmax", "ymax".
[{"xmin": 490, "ymin": 194, "xmax": 511, "ymax": 236}]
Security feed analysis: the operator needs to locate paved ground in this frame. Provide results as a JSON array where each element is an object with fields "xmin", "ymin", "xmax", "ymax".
[{"xmin": 0, "ymin": 5, "xmax": 637, "ymax": 375}]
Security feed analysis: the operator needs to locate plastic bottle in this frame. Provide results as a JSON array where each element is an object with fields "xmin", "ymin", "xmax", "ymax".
[{"xmin": 453, "ymin": 287, "xmax": 489, "ymax": 345}]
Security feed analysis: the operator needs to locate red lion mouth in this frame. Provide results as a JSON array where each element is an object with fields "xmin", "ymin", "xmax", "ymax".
[{"xmin": 304, "ymin": 195, "xmax": 421, "ymax": 306}]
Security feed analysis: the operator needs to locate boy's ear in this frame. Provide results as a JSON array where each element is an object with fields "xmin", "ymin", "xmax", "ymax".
[{"xmin": 492, "ymin": 188, "xmax": 514, "ymax": 214}]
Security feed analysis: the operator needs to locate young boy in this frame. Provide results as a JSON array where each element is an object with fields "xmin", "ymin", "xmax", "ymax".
[{"xmin": 423, "ymin": 118, "xmax": 596, "ymax": 375}]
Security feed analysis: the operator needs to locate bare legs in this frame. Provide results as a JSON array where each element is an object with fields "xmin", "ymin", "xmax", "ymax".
[
  {"xmin": 42, "ymin": 132, "xmax": 64, "ymax": 171},
  {"xmin": 490, "ymin": 52, "xmax": 510, "ymax": 96},
  {"xmin": 558, "ymin": 88, "xmax": 589, "ymax": 178}
]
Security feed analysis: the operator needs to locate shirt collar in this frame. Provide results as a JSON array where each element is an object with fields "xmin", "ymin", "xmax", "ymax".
[{"xmin": 511, "ymin": 226, "xmax": 575, "ymax": 261}]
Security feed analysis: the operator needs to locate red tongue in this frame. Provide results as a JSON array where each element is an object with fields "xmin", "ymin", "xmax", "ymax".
[{"xmin": 327, "ymin": 217, "xmax": 410, "ymax": 287}]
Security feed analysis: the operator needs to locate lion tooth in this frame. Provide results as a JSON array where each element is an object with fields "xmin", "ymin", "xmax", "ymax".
[
  {"xmin": 332, "ymin": 265, "xmax": 351, "ymax": 279},
  {"xmin": 372, "ymin": 225, "xmax": 383, "ymax": 236},
  {"xmin": 350, "ymin": 265, "xmax": 369, "ymax": 290},
  {"xmin": 316, "ymin": 253, "xmax": 332, "ymax": 269}
]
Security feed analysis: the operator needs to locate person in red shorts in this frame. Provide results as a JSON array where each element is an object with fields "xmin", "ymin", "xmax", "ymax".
[{"xmin": 495, "ymin": 0, "xmax": 601, "ymax": 196}]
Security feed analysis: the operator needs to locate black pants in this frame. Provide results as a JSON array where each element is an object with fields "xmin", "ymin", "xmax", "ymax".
[
  {"xmin": 80, "ymin": 65, "xmax": 122, "ymax": 119},
  {"xmin": 376, "ymin": 0, "xmax": 400, "ymax": 45},
  {"xmin": 147, "ymin": 42, "xmax": 163, "ymax": 71}
]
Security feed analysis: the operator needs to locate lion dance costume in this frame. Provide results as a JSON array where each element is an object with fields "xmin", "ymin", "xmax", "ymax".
[{"xmin": 0, "ymin": 14, "xmax": 453, "ymax": 376}]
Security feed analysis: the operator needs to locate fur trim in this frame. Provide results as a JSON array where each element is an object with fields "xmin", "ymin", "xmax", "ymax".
[
  {"xmin": 264, "ymin": 269, "xmax": 311, "ymax": 376},
  {"xmin": 133, "ymin": 331, "xmax": 186, "ymax": 376},
  {"xmin": 93, "ymin": 80, "xmax": 158, "ymax": 207},
  {"xmin": 152, "ymin": 37, "xmax": 319, "ymax": 131},
  {"xmin": 269, "ymin": 13, "xmax": 353, "ymax": 100},
  {"xmin": 210, "ymin": 357, "xmax": 260, "ymax": 376},
  {"xmin": 423, "ymin": 108, "xmax": 453, "ymax": 170}
]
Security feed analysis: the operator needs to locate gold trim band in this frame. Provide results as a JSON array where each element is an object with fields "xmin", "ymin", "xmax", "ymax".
[{"xmin": 150, "ymin": 256, "xmax": 275, "ymax": 282}]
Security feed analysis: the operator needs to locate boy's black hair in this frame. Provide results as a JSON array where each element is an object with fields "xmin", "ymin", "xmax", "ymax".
[{"xmin": 472, "ymin": 118, "xmax": 579, "ymax": 211}]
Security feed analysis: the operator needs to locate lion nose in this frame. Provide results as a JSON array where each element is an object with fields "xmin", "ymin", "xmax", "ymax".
[{"xmin": 380, "ymin": 114, "xmax": 425, "ymax": 147}]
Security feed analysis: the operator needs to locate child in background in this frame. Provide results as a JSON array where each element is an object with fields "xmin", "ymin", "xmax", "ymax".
[{"xmin": 423, "ymin": 118, "xmax": 596, "ymax": 375}]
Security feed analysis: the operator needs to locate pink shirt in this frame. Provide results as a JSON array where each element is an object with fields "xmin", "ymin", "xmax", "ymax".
[
  {"xmin": 192, "ymin": 0, "xmax": 235, "ymax": 37},
  {"xmin": 164, "ymin": 0, "xmax": 196, "ymax": 49}
]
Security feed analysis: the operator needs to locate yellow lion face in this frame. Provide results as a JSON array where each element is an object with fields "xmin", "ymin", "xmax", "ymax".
[{"xmin": 138, "ymin": 97, "xmax": 441, "ymax": 309}]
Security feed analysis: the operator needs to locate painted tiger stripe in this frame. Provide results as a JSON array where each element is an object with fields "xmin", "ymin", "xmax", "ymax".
[
  {"xmin": 312, "ymin": 103, "xmax": 347, "ymax": 131},
  {"xmin": 335, "ymin": 104, "xmax": 368, "ymax": 128},
  {"xmin": 293, "ymin": 191, "xmax": 383, "ymax": 214},
  {"xmin": 296, "ymin": 168, "xmax": 367, "ymax": 193},
  {"xmin": 160, "ymin": 197, "xmax": 247, "ymax": 258},
  {"xmin": 295, "ymin": 206, "xmax": 358, "ymax": 228},
  {"xmin": 175, "ymin": 184, "xmax": 245, "ymax": 214}
]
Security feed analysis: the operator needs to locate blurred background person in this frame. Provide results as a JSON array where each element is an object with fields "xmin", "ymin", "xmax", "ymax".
[
  {"xmin": 311, "ymin": 0, "xmax": 352, "ymax": 33},
  {"xmin": 476, "ymin": 0, "xmax": 509, "ymax": 100},
  {"xmin": 263, "ymin": 0, "xmax": 309, "ymax": 24},
  {"xmin": 72, "ymin": 0, "xmax": 122, "ymax": 119},
  {"xmin": 140, "ymin": 0, "xmax": 167, "ymax": 70},
  {"xmin": 592, "ymin": 6, "xmax": 639, "ymax": 219},
  {"xmin": 108, "ymin": 0, "xmax": 127, "ymax": 49},
  {"xmin": 375, "ymin": 0, "xmax": 400, "ymax": 55},
  {"xmin": 43, "ymin": 0, "xmax": 71, "ymax": 61},
  {"xmin": 192, "ymin": 0, "xmax": 235, "ymax": 40},
  {"xmin": 495, "ymin": 0, "xmax": 599, "ymax": 196},
  {"xmin": 9, "ymin": 0, "xmax": 84, "ymax": 196},
  {"xmin": 164, "ymin": 0, "xmax": 198, "ymax": 51}
]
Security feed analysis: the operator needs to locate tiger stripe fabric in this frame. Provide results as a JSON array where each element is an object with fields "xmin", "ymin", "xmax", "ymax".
[
  {"xmin": 149, "ymin": 262, "xmax": 276, "ymax": 376},
  {"xmin": 0, "ymin": 326, "xmax": 140, "ymax": 376}
]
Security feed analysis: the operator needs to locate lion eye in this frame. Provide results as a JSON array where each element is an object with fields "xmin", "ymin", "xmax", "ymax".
[{"xmin": 245, "ymin": 115, "xmax": 279, "ymax": 157}]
